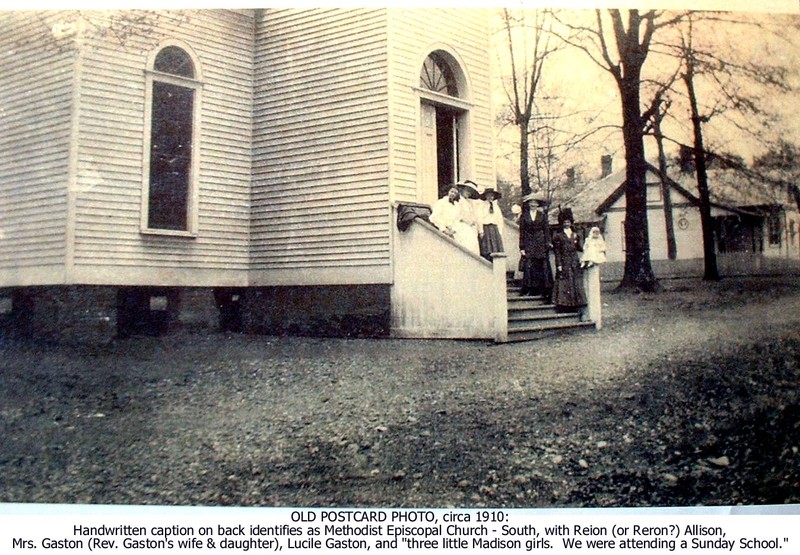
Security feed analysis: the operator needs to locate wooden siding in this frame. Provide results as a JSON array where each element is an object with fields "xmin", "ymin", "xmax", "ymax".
[
  {"xmin": 387, "ymin": 9, "xmax": 495, "ymax": 204},
  {"xmin": 252, "ymin": 8, "xmax": 391, "ymax": 283},
  {"xmin": 70, "ymin": 10, "xmax": 254, "ymax": 283},
  {"xmin": 603, "ymin": 202, "xmax": 707, "ymax": 263},
  {"xmin": 0, "ymin": 12, "xmax": 74, "ymax": 284},
  {"xmin": 2, "ymin": 9, "xmax": 496, "ymax": 291}
]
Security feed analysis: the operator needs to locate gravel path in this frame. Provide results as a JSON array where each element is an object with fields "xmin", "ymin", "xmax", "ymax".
[{"xmin": 1, "ymin": 276, "xmax": 799, "ymax": 508}]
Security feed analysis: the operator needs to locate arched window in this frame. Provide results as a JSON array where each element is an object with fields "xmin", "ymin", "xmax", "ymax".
[
  {"xmin": 153, "ymin": 46, "xmax": 195, "ymax": 78},
  {"xmin": 420, "ymin": 52, "xmax": 458, "ymax": 97},
  {"xmin": 143, "ymin": 44, "xmax": 201, "ymax": 233}
]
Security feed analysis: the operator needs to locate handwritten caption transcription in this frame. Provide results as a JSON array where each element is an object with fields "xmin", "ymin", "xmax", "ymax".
[{"xmin": 7, "ymin": 509, "xmax": 793, "ymax": 553}]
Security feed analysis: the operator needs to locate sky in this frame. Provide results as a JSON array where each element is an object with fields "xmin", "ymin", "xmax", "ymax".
[{"xmin": 491, "ymin": 7, "xmax": 800, "ymax": 184}]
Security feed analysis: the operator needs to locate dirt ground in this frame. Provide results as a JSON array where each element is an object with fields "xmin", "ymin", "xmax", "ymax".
[{"xmin": 1, "ymin": 275, "xmax": 800, "ymax": 508}]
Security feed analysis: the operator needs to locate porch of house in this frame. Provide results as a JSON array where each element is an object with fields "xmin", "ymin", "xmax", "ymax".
[
  {"xmin": 599, "ymin": 255, "xmax": 800, "ymax": 283},
  {"xmin": 597, "ymin": 208, "xmax": 800, "ymax": 283}
]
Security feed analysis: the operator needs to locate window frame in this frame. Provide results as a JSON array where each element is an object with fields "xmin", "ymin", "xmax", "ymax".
[
  {"xmin": 141, "ymin": 42, "xmax": 203, "ymax": 237},
  {"xmin": 420, "ymin": 51, "xmax": 459, "ymax": 97},
  {"xmin": 415, "ymin": 47, "xmax": 474, "ymax": 205},
  {"xmin": 767, "ymin": 213, "xmax": 782, "ymax": 247},
  {"xmin": 646, "ymin": 182, "xmax": 663, "ymax": 204}
]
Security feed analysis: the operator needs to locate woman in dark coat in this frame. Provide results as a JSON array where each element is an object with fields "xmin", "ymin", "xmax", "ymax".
[
  {"xmin": 518, "ymin": 193, "xmax": 553, "ymax": 302},
  {"xmin": 551, "ymin": 208, "xmax": 587, "ymax": 312}
]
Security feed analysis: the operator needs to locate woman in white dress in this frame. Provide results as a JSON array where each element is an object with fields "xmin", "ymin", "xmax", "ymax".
[{"xmin": 453, "ymin": 181, "xmax": 481, "ymax": 255}]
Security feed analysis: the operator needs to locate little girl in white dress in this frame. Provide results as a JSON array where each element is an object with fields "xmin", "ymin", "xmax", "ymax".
[{"xmin": 581, "ymin": 226, "xmax": 607, "ymax": 268}]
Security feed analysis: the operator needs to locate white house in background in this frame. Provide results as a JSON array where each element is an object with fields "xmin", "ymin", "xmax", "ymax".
[{"xmin": 568, "ymin": 157, "xmax": 800, "ymax": 279}]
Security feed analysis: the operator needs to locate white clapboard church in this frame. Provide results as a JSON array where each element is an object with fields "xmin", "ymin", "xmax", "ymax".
[{"xmin": 0, "ymin": 9, "xmax": 599, "ymax": 344}]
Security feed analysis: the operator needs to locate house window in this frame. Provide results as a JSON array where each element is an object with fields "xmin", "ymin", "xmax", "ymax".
[
  {"xmin": 154, "ymin": 46, "xmax": 195, "ymax": 77},
  {"xmin": 143, "ymin": 44, "xmax": 201, "ymax": 234},
  {"xmin": 646, "ymin": 183, "xmax": 662, "ymax": 203},
  {"xmin": 768, "ymin": 214, "xmax": 782, "ymax": 246}
]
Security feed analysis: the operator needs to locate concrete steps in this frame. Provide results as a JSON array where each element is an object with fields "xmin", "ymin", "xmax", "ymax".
[{"xmin": 505, "ymin": 276, "xmax": 595, "ymax": 342}]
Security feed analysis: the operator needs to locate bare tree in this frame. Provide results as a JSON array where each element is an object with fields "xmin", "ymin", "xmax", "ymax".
[
  {"xmin": 497, "ymin": 8, "xmax": 561, "ymax": 198},
  {"xmin": 750, "ymin": 140, "xmax": 800, "ymax": 212},
  {"xmin": 650, "ymin": 99, "xmax": 678, "ymax": 260},
  {"xmin": 678, "ymin": 15, "xmax": 720, "ymax": 280},
  {"xmin": 21, "ymin": 10, "xmax": 191, "ymax": 53},
  {"xmin": 655, "ymin": 12, "xmax": 793, "ymax": 280},
  {"xmin": 555, "ymin": 9, "xmax": 688, "ymax": 292},
  {"xmin": 527, "ymin": 92, "xmax": 607, "ymax": 204},
  {"xmin": 641, "ymin": 65, "xmax": 683, "ymax": 262}
]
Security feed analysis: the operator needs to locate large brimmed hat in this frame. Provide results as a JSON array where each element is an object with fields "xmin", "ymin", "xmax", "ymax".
[
  {"xmin": 557, "ymin": 207, "xmax": 575, "ymax": 224},
  {"xmin": 520, "ymin": 191, "xmax": 548, "ymax": 205},
  {"xmin": 480, "ymin": 187, "xmax": 502, "ymax": 200},
  {"xmin": 456, "ymin": 180, "xmax": 480, "ymax": 199}
]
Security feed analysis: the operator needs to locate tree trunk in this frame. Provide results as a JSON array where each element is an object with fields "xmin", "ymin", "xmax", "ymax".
[
  {"xmin": 618, "ymin": 78, "xmax": 659, "ymax": 292},
  {"xmin": 602, "ymin": 9, "xmax": 659, "ymax": 292},
  {"xmin": 520, "ymin": 119, "xmax": 531, "ymax": 197},
  {"xmin": 654, "ymin": 117, "xmax": 677, "ymax": 260},
  {"xmin": 684, "ymin": 61, "xmax": 721, "ymax": 281}
]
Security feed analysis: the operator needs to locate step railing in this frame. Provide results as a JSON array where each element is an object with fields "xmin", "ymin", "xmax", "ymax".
[
  {"xmin": 491, "ymin": 252, "xmax": 509, "ymax": 342},
  {"xmin": 391, "ymin": 203, "xmax": 508, "ymax": 340},
  {"xmin": 582, "ymin": 264, "xmax": 602, "ymax": 330},
  {"xmin": 502, "ymin": 218, "xmax": 521, "ymax": 277},
  {"xmin": 391, "ymin": 203, "xmax": 601, "ymax": 340}
]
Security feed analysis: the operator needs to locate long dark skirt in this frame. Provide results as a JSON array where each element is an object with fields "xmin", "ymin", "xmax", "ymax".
[
  {"xmin": 479, "ymin": 224, "xmax": 504, "ymax": 261},
  {"xmin": 520, "ymin": 255, "xmax": 553, "ymax": 299},
  {"xmin": 553, "ymin": 264, "xmax": 587, "ymax": 311}
]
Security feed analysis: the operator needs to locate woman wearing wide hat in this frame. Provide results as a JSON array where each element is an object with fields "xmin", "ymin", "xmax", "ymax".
[
  {"xmin": 453, "ymin": 181, "xmax": 481, "ymax": 255},
  {"xmin": 478, "ymin": 187, "xmax": 505, "ymax": 261},
  {"xmin": 518, "ymin": 192, "xmax": 554, "ymax": 301},
  {"xmin": 551, "ymin": 207, "xmax": 587, "ymax": 312}
]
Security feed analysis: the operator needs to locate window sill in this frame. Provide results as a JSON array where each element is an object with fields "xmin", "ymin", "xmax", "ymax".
[{"xmin": 141, "ymin": 228, "xmax": 197, "ymax": 239}]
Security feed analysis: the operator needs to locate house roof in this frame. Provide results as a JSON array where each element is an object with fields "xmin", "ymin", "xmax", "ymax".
[
  {"xmin": 669, "ymin": 167, "xmax": 795, "ymax": 215},
  {"xmin": 561, "ymin": 161, "xmax": 700, "ymax": 223},
  {"xmin": 564, "ymin": 158, "xmax": 794, "ymax": 223},
  {"xmin": 553, "ymin": 166, "xmax": 627, "ymax": 223}
]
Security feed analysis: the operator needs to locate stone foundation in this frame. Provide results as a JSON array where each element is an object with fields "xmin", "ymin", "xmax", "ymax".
[
  {"xmin": 241, "ymin": 284, "xmax": 390, "ymax": 338},
  {"xmin": 1, "ymin": 285, "xmax": 226, "ymax": 345},
  {"xmin": 1, "ymin": 284, "xmax": 389, "ymax": 345},
  {"xmin": 116, "ymin": 287, "xmax": 234, "ymax": 337},
  {"xmin": 7, "ymin": 286, "xmax": 118, "ymax": 345}
]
